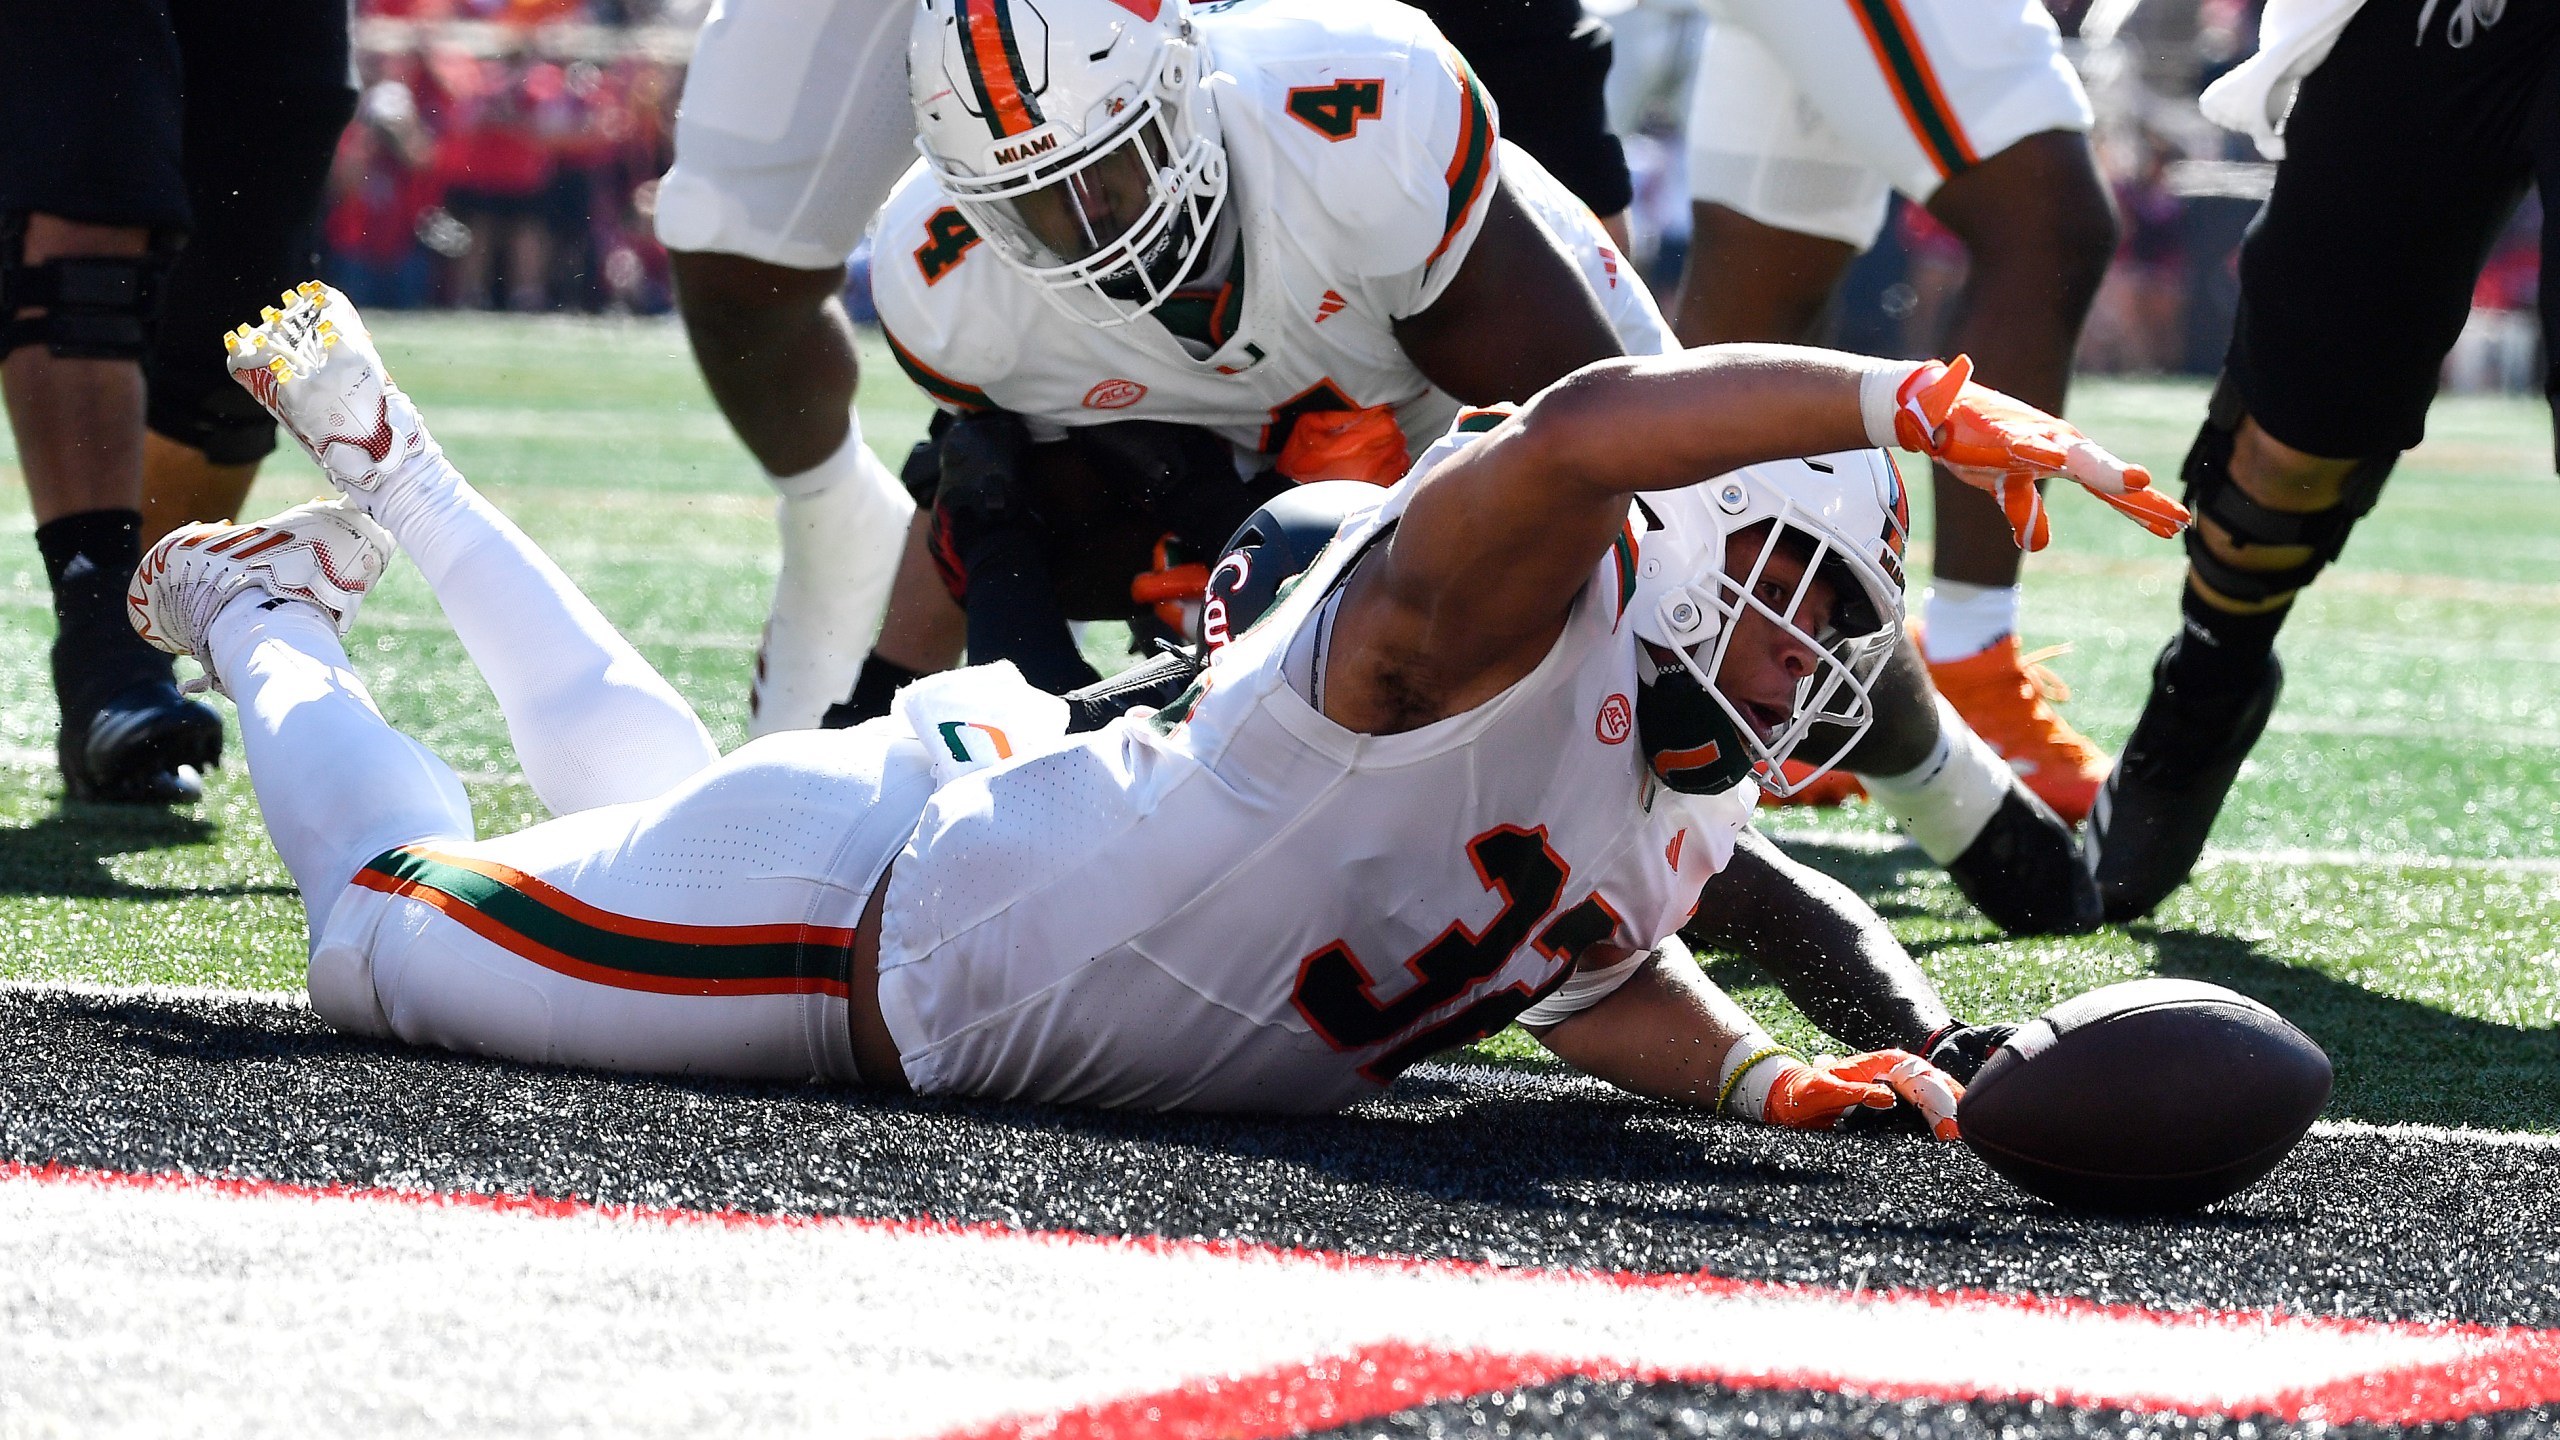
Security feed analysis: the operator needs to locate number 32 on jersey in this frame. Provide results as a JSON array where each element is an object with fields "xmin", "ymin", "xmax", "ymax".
[{"xmin": 1291, "ymin": 825, "xmax": 1621, "ymax": 1083}]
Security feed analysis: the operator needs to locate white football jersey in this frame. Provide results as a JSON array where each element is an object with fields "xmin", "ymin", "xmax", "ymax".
[
  {"xmin": 874, "ymin": 423, "xmax": 1758, "ymax": 1112},
  {"xmin": 869, "ymin": 0, "xmax": 1671, "ymax": 467}
]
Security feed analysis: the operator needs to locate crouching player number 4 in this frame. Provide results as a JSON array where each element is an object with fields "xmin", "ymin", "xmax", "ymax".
[{"xmin": 137, "ymin": 284, "xmax": 2177, "ymax": 1135}]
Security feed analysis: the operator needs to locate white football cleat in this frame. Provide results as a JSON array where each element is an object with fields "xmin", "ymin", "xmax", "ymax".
[
  {"xmin": 128, "ymin": 500, "xmax": 395, "ymax": 672},
  {"xmin": 223, "ymin": 280, "xmax": 438, "ymax": 503}
]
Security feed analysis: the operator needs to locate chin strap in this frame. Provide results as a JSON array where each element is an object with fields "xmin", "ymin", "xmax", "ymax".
[{"xmin": 1635, "ymin": 659, "xmax": 1755, "ymax": 794}]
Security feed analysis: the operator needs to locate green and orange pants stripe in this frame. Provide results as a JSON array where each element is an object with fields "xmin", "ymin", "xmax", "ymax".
[
  {"xmin": 1845, "ymin": 0, "xmax": 1977, "ymax": 180},
  {"xmin": 352, "ymin": 844, "xmax": 856, "ymax": 999}
]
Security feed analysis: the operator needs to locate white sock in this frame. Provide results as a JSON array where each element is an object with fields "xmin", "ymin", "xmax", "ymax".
[
  {"xmin": 366, "ymin": 451, "xmax": 718, "ymax": 816},
  {"xmin": 1858, "ymin": 695, "xmax": 2013, "ymax": 863},
  {"xmin": 208, "ymin": 595, "xmax": 473, "ymax": 927},
  {"xmin": 753, "ymin": 415, "xmax": 917, "ymax": 737},
  {"xmin": 1921, "ymin": 580, "xmax": 2019, "ymax": 662}
]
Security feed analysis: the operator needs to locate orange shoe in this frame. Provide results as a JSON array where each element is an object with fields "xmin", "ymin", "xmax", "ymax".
[
  {"xmin": 1759, "ymin": 759, "xmax": 1866, "ymax": 808},
  {"xmin": 1927, "ymin": 635, "xmax": 2108, "ymax": 823}
]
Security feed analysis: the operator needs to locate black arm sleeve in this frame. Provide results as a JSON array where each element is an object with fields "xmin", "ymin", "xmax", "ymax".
[
  {"xmin": 1680, "ymin": 827, "xmax": 1952, "ymax": 1051},
  {"xmin": 1060, "ymin": 650, "xmax": 1202, "ymax": 733}
]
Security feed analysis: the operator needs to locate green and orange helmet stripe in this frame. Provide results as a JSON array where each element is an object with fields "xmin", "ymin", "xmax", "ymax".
[
  {"xmin": 1846, "ymin": 0, "xmax": 1977, "ymax": 179},
  {"xmin": 354, "ymin": 845, "xmax": 855, "ymax": 998},
  {"xmin": 1610, "ymin": 515, "xmax": 1640, "ymax": 625},
  {"xmin": 955, "ymin": 0, "xmax": 1048, "ymax": 141}
]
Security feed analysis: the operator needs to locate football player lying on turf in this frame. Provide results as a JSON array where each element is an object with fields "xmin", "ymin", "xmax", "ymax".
[{"xmin": 144, "ymin": 284, "xmax": 2164, "ymax": 1127}]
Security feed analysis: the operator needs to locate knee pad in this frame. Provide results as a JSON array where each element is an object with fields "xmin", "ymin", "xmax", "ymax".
[
  {"xmin": 2180, "ymin": 374, "xmax": 2395, "ymax": 605},
  {"xmin": 0, "ymin": 215, "xmax": 175, "ymax": 362}
]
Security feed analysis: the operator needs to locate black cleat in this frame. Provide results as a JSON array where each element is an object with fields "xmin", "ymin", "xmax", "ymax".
[
  {"xmin": 2086, "ymin": 645, "xmax": 2285, "ymax": 922},
  {"xmin": 59, "ymin": 680, "xmax": 224, "ymax": 806},
  {"xmin": 1943, "ymin": 781, "xmax": 2103, "ymax": 935}
]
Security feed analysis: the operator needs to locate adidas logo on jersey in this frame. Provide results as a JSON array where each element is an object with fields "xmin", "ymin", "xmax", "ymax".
[{"xmin": 1314, "ymin": 290, "xmax": 1347, "ymax": 323}]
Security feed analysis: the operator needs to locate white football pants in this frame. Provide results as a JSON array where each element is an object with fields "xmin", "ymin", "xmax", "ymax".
[{"xmin": 215, "ymin": 459, "xmax": 933, "ymax": 1081}]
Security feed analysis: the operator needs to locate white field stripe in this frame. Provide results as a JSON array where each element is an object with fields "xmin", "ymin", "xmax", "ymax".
[{"xmin": 3, "ymin": 1165, "xmax": 2550, "ymax": 1440}]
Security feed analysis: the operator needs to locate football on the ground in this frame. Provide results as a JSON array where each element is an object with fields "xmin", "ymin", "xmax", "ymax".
[{"xmin": 1958, "ymin": 978, "xmax": 2332, "ymax": 1212}]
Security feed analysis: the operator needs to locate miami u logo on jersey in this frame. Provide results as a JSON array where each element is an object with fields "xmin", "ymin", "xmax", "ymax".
[{"xmin": 935, "ymin": 721, "xmax": 1014, "ymax": 763}]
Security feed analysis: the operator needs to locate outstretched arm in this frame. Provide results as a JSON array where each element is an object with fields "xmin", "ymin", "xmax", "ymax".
[
  {"xmin": 1528, "ymin": 949, "xmax": 1963, "ymax": 1138},
  {"xmin": 1324, "ymin": 346, "xmax": 1878, "ymax": 732},
  {"xmin": 1685, "ymin": 828, "xmax": 1952, "ymax": 1052},
  {"xmin": 1325, "ymin": 347, "xmax": 2172, "ymax": 734}
]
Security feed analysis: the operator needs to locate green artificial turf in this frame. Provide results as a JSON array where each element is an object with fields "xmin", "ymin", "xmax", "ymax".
[{"xmin": 1, "ymin": 316, "xmax": 2552, "ymax": 1130}]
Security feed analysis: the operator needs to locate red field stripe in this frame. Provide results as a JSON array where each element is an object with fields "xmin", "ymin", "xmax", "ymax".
[
  {"xmin": 10, "ymin": 1161, "xmax": 2559, "ymax": 1430},
  {"xmin": 943, "ymin": 1344, "xmax": 1570, "ymax": 1440}
]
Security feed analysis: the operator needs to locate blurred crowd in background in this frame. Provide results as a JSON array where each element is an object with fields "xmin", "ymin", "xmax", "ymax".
[{"xmin": 329, "ymin": 0, "xmax": 2545, "ymax": 389}]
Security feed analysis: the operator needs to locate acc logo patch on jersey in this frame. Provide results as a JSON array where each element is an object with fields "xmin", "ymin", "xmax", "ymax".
[
  {"xmin": 1083, "ymin": 378, "xmax": 1148, "ymax": 409},
  {"xmin": 1596, "ymin": 693, "xmax": 1632, "ymax": 745}
]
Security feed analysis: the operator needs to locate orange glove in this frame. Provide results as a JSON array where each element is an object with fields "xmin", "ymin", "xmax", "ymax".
[
  {"xmin": 1883, "ymin": 355, "xmax": 2190, "ymax": 552},
  {"xmin": 1274, "ymin": 404, "xmax": 1411, "ymax": 485},
  {"xmin": 1762, "ymin": 1049, "xmax": 1964, "ymax": 1141}
]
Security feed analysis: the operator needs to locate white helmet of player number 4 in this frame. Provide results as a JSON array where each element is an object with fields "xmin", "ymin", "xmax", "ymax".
[
  {"xmin": 909, "ymin": 0, "xmax": 1227, "ymax": 326},
  {"xmin": 1627, "ymin": 450, "xmax": 1910, "ymax": 799}
]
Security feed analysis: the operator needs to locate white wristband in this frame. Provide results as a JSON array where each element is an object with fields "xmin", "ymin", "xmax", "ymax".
[
  {"xmin": 1858, "ymin": 362, "xmax": 1925, "ymax": 451},
  {"xmin": 1714, "ymin": 1031, "xmax": 1801, "ymax": 1120}
]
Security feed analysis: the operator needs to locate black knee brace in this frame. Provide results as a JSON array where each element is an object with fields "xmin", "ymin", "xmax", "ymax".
[
  {"xmin": 0, "ymin": 214, "xmax": 175, "ymax": 362},
  {"xmin": 2180, "ymin": 374, "xmax": 2396, "ymax": 605}
]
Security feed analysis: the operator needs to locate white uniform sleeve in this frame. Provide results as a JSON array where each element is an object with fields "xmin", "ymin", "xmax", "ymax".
[
  {"xmin": 1250, "ymin": 12, "xmax": 1503, "ymax": 321},
  {"xmin": 869, "ymin": 163, "xmax": 1011, "ymax": 413},
  {"xmin": 1516, "ymin": 937, "xmax": 1687, "ymax": 1030}
]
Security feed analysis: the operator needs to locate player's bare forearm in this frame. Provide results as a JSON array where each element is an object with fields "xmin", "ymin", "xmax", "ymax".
[
  {"xmin": 1529, "ymin": 953, "xmax": 1763, "ymax": 1111},
  {"xmin": 1686, "ymin": 829, "xmax": 1951, "ymax": 1052},
  {"xmin": 1527, "ymin": 346, "xmax": 1878, "ymax": 500}
]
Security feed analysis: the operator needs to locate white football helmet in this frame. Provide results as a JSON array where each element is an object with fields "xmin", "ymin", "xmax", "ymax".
[
  {"xmin": 1628, "ymin": 450, "xmax": 1910, "ymax": 797},
  {"xmin": 909, "ymin": 0, "xmax": 1228, "ymax": 327}
]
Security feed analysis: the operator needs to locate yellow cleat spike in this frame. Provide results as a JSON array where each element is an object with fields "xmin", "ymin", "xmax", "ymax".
[
  {"xmin": 260, "ymin": 305, "xmax": 282, "ymax": 323},
  {"xmin": 266, "ymin": 356, "xmax": 294, "ymax": 382},
  {"xmin": 297, "ymin": 280, "xmax": 327, "ymax": 300},
  {"xmin": 281, "ymin": 288, "xmax": 300, "ymax": 307}
]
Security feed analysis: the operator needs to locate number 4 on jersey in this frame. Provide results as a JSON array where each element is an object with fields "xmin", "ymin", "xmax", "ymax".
[
  {"xmin": 914, "ymin": 207, "xmax": 981, "ymax": 285},
  {"xmin": 1287, "ymin": 78, "xmax": 1384, "ymax": 140}
]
